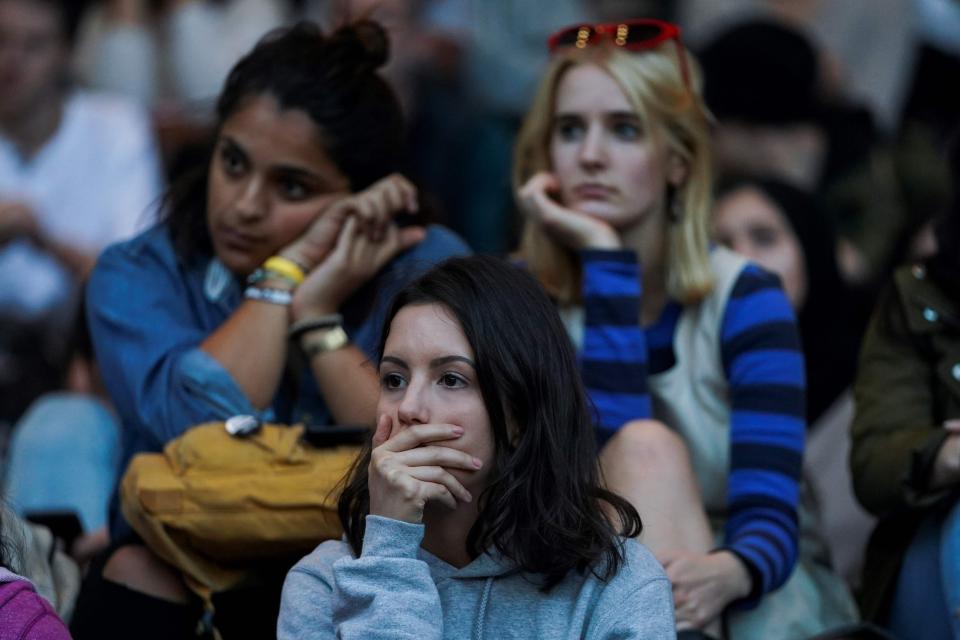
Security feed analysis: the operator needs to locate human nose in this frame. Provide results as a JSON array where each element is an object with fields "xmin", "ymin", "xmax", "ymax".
[
  {"xmin": 234, "ymin": 176, "xmax": 267, "ymax": 222},
  {"xmin": 396, "ymin": 379, "xmax": 429, "ymax": 427},
  {"xmin": 577, "ymin": 124, "xmax": 607, "ymax": 170},
  {"xmin": 730, "ymin": 235, "xmax": 756, "ymax": 261}
]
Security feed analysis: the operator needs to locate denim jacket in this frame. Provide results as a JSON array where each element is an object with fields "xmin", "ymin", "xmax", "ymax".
[{"xmin": 87, "ymin": 223, "xmax": 470, "ymax": 536}]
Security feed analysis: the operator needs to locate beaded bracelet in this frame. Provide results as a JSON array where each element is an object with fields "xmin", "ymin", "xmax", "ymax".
[
  {"xmin": 244, "ymin": 286, "xmax": 293, "ymax": 306},
  {"xmin": 246, "ymin": 268, "xmax": 299, "ymax": 288}
]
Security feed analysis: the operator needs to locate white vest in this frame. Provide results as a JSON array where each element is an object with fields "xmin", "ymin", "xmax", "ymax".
[{"xmin": 563, "ymin": 247, "xmax": 744, "ymax": 513}]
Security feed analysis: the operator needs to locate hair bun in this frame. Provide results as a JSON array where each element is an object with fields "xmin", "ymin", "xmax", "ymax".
[{"xmin": 334, "ymin": 19, "xmax": 390, "ymax": 71}]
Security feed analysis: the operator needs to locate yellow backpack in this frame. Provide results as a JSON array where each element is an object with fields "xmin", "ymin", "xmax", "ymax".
[{"xmin": 120, "ymin": 422, "xmax": 361, "ymax": 611}]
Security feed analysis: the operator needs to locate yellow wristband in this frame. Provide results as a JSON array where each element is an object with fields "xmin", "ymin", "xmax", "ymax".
[{"xmin": 263, "ymin": 256, "xmax": 306, "ymax": 285}]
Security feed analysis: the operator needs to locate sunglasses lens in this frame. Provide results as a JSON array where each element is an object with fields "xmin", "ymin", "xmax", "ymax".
[
  {"xmin": 624, "ymin": 22, "xmax": 665, "ymax": 44},
  {"xmin": 555, "ymin": 25, "xmax": 595, "ymax": 48},
  {"xmin": 549, "ymin": 21, "xmax": 676, "ymax": 52}
]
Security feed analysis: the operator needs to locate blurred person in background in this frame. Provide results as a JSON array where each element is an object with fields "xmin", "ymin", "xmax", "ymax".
[
  {"xmin": 0, "ymin": 504, "xmax": 74, "ymax": 639},
  {"xmin": 907, "ymin": 0, "xmax": 960, "ymax": 142},
  {"xmin": 73, "ymin": 0, "xmax": 295, "ymax": 172},
  {"xmin": 712, "ymin": 177, "xmax": 875, "ymax": 589},
  {"xmin": 713, "ymin": 179, "xmax": 865, "ymax": 437},
  {"xmin": 696, "ymin": 15, "xmax": 951, "ymax": 292},
  {"xmin": 75, "ymin": 0, "xmax": 290, "ymax": 116},
  {"xmin": 0, "ymin": 0, "xmax": 163, "ymax": 424},
  {"xmin": 394, "ymin": 0, "xmax": 592, "ymax": 254},
  {"xmin": 3, "ymin": 299, "xmax": 120, "ymax": 570},
  {"xmin": 696, "ymin": 18, "xmax": 911, "ymax": 288},
  {"xmin": 677, "ymin": 0, "xmax": 916, "ymax": 136},
  {"xmin": 850, "ymin": 133, "xmax": 960, "ymax": 640}
]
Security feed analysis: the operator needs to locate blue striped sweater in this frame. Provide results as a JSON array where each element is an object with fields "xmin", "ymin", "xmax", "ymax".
[{"xmin": 579, "ymin": 249, "xmax": 804, "ymax": 607}]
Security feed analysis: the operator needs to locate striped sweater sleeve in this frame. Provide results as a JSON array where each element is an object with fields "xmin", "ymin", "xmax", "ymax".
[
  {"xmin": 579, "ymin": 249, "xmax": 652, "ymax": 443},
  {"xmin": 717, "ymin": 263, "xmax": 805, "ymax": 607}
]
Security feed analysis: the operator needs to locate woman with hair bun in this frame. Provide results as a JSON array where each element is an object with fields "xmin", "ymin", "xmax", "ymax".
[{"xmin": 69, "ymin": 20, "xmax": 469, "ymax": 639}]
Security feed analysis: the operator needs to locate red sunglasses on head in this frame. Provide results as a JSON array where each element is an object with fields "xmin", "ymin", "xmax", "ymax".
[{"xmin": 547, "ymin": 19, "xmax": 690, "ymax": 89}]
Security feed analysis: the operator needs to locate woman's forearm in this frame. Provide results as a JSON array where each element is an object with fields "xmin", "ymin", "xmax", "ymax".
[
  {"xmin": 305, "ymin": 343, "xmax": 378, "ymax": 427},
  {"xmin": 201, "ymin": 299, "xmax": 290, "ymax": 410},
  {"xmin": 579, "ymin": 249, "xmax": 652, "ymax": 437}
]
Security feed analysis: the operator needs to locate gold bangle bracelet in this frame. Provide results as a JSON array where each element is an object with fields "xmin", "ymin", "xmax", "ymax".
[{"xmin": 302, "ymin": 326, "xmax": 349, "ymax": 357}]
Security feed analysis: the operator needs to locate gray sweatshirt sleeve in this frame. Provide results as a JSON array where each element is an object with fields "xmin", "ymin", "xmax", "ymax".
[
  {"xmin": 587, "ymin": 579, "xmax": 675, "ymax": 638},
  {"xmin": 278, "ymin": 515, "xmax": 442, "ymax": 640},
  {"xmin": 585, "ymin": 542, "xmax": 676, "ymax": 639}
]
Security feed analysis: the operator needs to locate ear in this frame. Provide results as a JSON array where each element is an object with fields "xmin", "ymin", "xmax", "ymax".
[{"xmin": 666, "ymin": 150, "xmax": 689, "ymax": 188}]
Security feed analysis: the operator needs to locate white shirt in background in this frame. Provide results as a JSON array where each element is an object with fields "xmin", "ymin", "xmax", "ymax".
[{"xmin": 0, "ymin": 91, "xmax": 164, "ymax": 318}]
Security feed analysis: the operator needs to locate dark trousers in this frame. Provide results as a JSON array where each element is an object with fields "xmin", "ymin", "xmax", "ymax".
[{"xmin": 70, "ymin": 545, "xmax": 288, "ymax": 639}]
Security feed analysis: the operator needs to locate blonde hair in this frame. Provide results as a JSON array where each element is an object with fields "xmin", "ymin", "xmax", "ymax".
[{"xmin": 514, "ymin": 41, "xmax": 715, "ymax": 305}]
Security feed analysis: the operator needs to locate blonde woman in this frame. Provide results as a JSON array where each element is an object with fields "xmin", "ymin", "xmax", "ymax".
[{"xmin": 514, "ymin": 19, "xmax": 856, "ymax": 639}]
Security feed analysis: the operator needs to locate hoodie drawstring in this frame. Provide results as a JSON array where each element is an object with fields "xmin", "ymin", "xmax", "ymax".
[{"xmin": 473, "ymin": 577, "xmax": 493, "ymax": 640}]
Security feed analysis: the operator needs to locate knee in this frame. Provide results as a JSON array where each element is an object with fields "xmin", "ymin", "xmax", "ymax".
[
  {"xmin": 102, "ymin": 545, "xmax": 190, "ymax": 604},
  {"xmin": 601, "ymin": 419, "xmax": 693, "ymax": 474}
]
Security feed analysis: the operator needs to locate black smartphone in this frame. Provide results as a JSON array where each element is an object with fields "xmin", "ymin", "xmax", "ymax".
[
  {"xmin": 25, "ymin": 511, "xmax": 83, "ymax": 549},
  {"xmin": 302, "ymin": 424, "xmax": 370, "ymax": 448}
]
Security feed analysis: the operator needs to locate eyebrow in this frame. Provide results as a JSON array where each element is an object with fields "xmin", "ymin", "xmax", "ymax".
[
  {"xmin": 274, "ymin": 165, "xmax": 322, "ymax": 183},
  {"xmin": 554, "ymin": 110, "xmax": 638, "ymax": 119},
  {"xmin": 220, "ymin": 135, "xmax": 324, "ymax": 183},
  {"xmin": 219, "ymin": 136, "xmax": 245, "ymax": 154},
  {"xmin": 380, "ymin": 355, "xmax": 476, "ymax": 369}
]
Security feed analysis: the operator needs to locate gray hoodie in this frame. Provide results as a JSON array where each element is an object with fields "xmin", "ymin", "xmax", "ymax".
[{"xmin": 278, "ymin": 515, "xmax": 675, "ymax": 639}]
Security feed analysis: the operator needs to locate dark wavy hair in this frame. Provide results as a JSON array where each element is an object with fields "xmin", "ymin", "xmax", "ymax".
[
  {"xmin": 338, "ymin": 256, "xmax": 642, "ymax": 590},
  {"xmin": 162, "ymin": 20, "xmax": 404, "ymax": 262}
]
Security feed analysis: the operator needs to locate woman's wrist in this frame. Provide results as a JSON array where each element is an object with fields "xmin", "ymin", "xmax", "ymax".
[
  {"xmin": 290, "ymin": 296, "xmax": 340, "ymax": 322},
  {"xmin": 243, "ymin": 284, "xmax": 294, "ymax": 307},
  {"xmin": 361, "ymin": 515, "xmax": 425, "ymax": 557},
  {"xmin": 299, "ymin": 325, "xmax": 350, "ymax": 358},
  {"xmin": 715, "ymin": 551, "xmax": 753, "ymax": 602},
  {"xmin": 583, "ymin": 227, "xmax": 622, "ymax": 250},
  {"xmin": 278, "ymin": 243, "xmax": 317, "ymax": 273}
]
